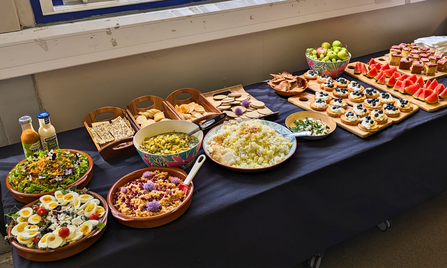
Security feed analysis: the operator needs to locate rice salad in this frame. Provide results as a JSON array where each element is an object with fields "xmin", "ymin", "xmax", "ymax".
[{"xmin": 206, "ymin": 120, "xmax": 293, "ymax": 169}]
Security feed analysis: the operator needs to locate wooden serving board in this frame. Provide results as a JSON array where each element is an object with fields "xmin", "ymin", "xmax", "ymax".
[
  {"xmin": 203, "ymin": 84, "xmax": 276, "ymax": 120},
  {"xmin": 374, "ymin": 54, "xmax": 447, "ymax": 80},
  {"xmin": 344, "ymin": 62, "xmax": 447, "ymax": 112},
  {"xmin": 288, "ymin": 92, "xmax": 392, "ymax": 138},
  {"xmin": 305, "ymin": 78, "xmax": 419, "ymax": 124}
]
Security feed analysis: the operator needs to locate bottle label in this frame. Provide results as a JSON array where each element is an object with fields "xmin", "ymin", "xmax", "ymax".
[
  {"xmin": 22, "ymin": 141, "xmax": 42, "ymax": 158},
  {"xmin": 42, "ymin": 134, "xmax": 59, "ymax": 151}
]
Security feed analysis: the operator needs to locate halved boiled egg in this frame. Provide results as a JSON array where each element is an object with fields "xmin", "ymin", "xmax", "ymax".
[
  {"xmin": 77, "ymin": 221, "xmax": 92, "ymax": 236},
  {"xmin": 21, "ymin": 230, "xmax": 40, "ymax": 240},
  {"xmin": 67, "ymin": 225, "xmax": 77, "ymax": 240},
  {"xmin": 46, "ymin": 233, "xmax": 64, "ymax": 249},
  {"xmin": 83, "ymin": 201, "xmax": 97, "ymax": 217},
  {"xmin": 28, "ymin": 214, "xmax": 41, "ymax": 225},
  {"xmin": 61, "ymin": 192, "xmax": 79, "ymax": 205},
  {"xmin": 24, "ymin": 225, "xmax": 39, "ymax": 232},
  {"xmin": 16, "ymin": 234, "xmax": 33, "ymax": 245},
  {"xmin": 73, "ymin": 198, "xmax": 81, "ymax": 210},
  {"xmin": 79, "ymin": 194, "xmax": 93, "ymax": 203},
  {"xmin": 69, "ymin": 231, "xmax": 84, "ymax": 242},
  {"xmin": 88, "ymin": 220, "xmax": 99, "ymax": 227},
  {"xmin": 95, "ymin": 206, "xmax": 105, "ymax": 218},
  {"xmin": 18, "ymin": 207, "xmax": 33, "ymax": 218},
  {"xmin": 11, "ymin": 222, "xmax": 28, "ymax": 236},
  {"xmin": 17, "ymin": 216, "xmax": 29, "ymax": 223},
  {"xmin": 39, "ymin": 195, "xmax": 55, "ymax": 204},
  {"xmin": 38, "ymin": 233, "xmax": 51, "ymax": 248},
  {"xmin": 54, "ymin": 190, "xmax": 64, "ymax": 203},
  {"xmin": 45, "ymin": 201, "xmax": 59, "ymax": 210}
]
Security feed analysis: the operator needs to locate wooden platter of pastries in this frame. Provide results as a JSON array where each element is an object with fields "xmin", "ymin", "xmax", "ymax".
[
  {"xmin": 83, "ymin": 106, "xmax": 138, "ymax": 160},
  {"xmin": 288, "ymin": 72, "xmax": 419, "ymax": 138},
  {"xmin": 203, "ymin": 84, "xmax": 276, "ymax": 121}
]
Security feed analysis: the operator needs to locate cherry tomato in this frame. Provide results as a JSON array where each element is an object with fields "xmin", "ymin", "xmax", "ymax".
[
  {"xmin": 89, "ymin": 213, "xmax": 99, "ymax": 220},
  {"xmin": 37, "ymin": 207, "xmax": 47, "ymax": 216},
  {"xmin": 32, "ymin": 205, "xmax": 39, "ymax": 211},
  {"xmin": 58, "ymin": 227, "xmax": 70, "ymax": 238},
  {"xmin": 33, "ymin": 236, "xmax": 40, "ymax": 245}
]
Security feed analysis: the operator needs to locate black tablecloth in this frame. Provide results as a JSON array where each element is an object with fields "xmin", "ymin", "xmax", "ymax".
[{"xmin": 2, "ymin": 51, "xmax": 447, "ymax": 267}]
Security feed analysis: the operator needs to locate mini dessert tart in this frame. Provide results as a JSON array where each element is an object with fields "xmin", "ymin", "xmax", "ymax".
[
  {"xmin": 348, "ymin": 90, "xmax": 366, "ymax": 103},
  {"xmin": 383, "ymin": 103, "xmax": 400, "ymax": 117},
  {"xmin": 320, "ymin": 80, "xmax": 336, "ymax": 91},
  {"xmin": 396, "ymin": 98, "xmax": 413, "ymax": 112},
  {"xmin": 378, "ymin": 92, "xmax": 395, "ymax": 104},
  {"xmin": 333, "ymin": 87, "xmax": 349, "ymax": 98},
  {"xmin": 314, "ymin": 91, "xmax": 332, "ymax": 103},
  {"xmin": 353, "ymin": 104, "xmax": 369, "ymax": 117},
  {"xmin": 421, "ymin": 58, "xmax": 430, "ymax": 67},
  {"xmin": 364, "ymin": 98, "xmax": 382, "ymax": 109},
  {"xmin": 317, "ymin": 74, "xmax": 332, "ymax": 84},
  {"xmin": 347, "ymin": 81, "xmax": 364, "ymax": 92},
  {"xmin": 326, "ymin": 105, "xmax": 345, "ymax": 118},
  {"xmin": 304, "ymin": 70, "xmax": 318, "ymax": 80},
  {"xmin": 358, "ymin": 116, "xmax": 379, "ymax": 132},
  {"xmin": 310, "ymin": 98, "xmax": 328, "ymax": 111},
  {"xmin": 340, "ymin": 111, "xmax": 359, "ymax": 125},
  {"xmin": 364, "ymin": 87, "xmax": 380, "ymax": 98},
  {"xmin": 370, "ymin": 109, "xmax": 388, "ymax": 124},
  {"xmin": 330, "ymin": 98, "xmax": 348, "ymax": 109},
  {"xmin": 334, "ymin": 77, "xmax": 349, "ymax": 88}
]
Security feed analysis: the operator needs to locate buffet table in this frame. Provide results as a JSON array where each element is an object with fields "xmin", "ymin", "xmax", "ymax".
[{"xmin": 2, "ymin": 51, "xmax": 447, "ymax": 267}]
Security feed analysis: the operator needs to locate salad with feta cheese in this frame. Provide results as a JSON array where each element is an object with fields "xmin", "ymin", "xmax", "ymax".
[
  {"xmin": 7, "ymin": 187, "xmax": 106, "ymax": 249},
  {"xmin": 290, "ymin": 117, "xmax": 330, "ymax": 136}
]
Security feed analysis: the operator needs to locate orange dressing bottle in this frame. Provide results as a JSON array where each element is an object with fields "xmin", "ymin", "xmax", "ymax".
[{"xmin": 19, "ymin": 115, "xmax": 42, "ymax": 158}]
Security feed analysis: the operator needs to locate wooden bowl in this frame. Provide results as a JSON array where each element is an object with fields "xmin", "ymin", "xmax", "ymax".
[
  {"xmin": 202, "ymin": 120, "xmax": 297, "ymax": 172},
  {"xmin": 271, "ymin": 76, "xmax": 308, "ymax": 97},
  {"xmin": 7, "ymin": 191, "xmax": 108, "ymax": 262},
  {"xmin": 6, "ymin": 149, "xmax": 93, "ymax": 203},
  {"xmin": 107, "ymin": 167, "xmax": 193, "ymax": 228},
  {"xmin": 285, "ymin": 111, "xmax": 337, "ymax": 140}
]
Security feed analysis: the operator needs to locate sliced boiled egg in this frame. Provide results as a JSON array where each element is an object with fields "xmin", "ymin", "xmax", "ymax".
[
  {"xmin": 77, "ymin": 221, "xmax": 92, "ymax": 236},
  {"xmin": 67, "ymin": 225, "xmax": 77, "ymax": 240},
  {"xmin": 28, "ymin": 214, "xmax": 41, "ymax": 225},
  {"xmin": 39, "ymin": 195, "xmax": 55, "ymax": 204},
  {"xmin": 70, "ymin": 231, "xmax": 84, "ymax": 242},
  {"xmin": 54, "ymin": 190, "xmax": 64, "ymax": 203},
  {"xmin": 73, "ymin": 198, "xmax": 81, "ymax": 210},
  {"xmin": 61, "ymin": 192, "xmax": 79, "ymax": 205},
  {"xmin": 16, "ymin": 235, "xmax": 33, "ymax": 245},
  {"xmin": 46, "ymin": 233, "xmax": 64, "ymax": 249},
  {"xmin": 24, "ymin": 225, "xmax": 39, "ymax": 232},
  {"xmin": 79, "ymin": 194, "xmax": 93, "ymax": 203},
  {"xmin": 17, "ymin": 216, "xmax": 28, "ymax": 223},
  {"xmin": 83, "ymin": 201, "xmax": 97, "ymax": 217},
  {"xmin": 38, "ymin": 233, "xmax": 51, "ymax": 248},
  {"xmin": 18, "ymin": 207, "xmax": 33, "ymax": 218},
  {"xmin": 21, "ymin": 230, "xmax": 40, "ymax": 240},
  {"xmin": 45, "ymin": 201, "xmax": 59, "ymax": 210},
  {"xmin": 11, "ymin": 223, "xmax": 28, "ymax": 236},
  {"xmin": 95, "ymin": 206, "xmax": 105, "ymax": 218},
  {"xmin": 88, "ymin": 220, "xmax": 99, "ymax": 227}
]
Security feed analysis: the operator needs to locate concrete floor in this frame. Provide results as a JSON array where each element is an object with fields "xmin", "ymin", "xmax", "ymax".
[{"xmin": 0, "ymin": 238, "xmax": 12, "ymax": 268}]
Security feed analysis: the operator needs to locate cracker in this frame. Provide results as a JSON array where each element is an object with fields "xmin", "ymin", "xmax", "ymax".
[
  {"xmin": 245, "ymin": 111, "xmax": 260, "ymax": 118},
  {"xmin": 224, "ymin": 111, "xmax": 237, "ymax": 118},
  {"xmin": 250, "ymin": 100, "xmax": 265, "ymax": 109},
  {"xmin": 230, "ymin": 101, "xmax": 241, "ymax": 105},
  {"xmin": 257, "ymin": 108, "xmax": 271, "ymax": 115},
  {"xmin": 218, "ymin": 105, "xmax": 231, "ymax": 110},
  {"xmin": 222, "ymin": 97, "xmax": 234, "ymax": 102},
  {"xmin": 228, "ymin": 92, "xmax": 242, "ymax": 97},
  {"xmin": 213, "ymin": 95, "xmax": 227, "ymax": 100}
]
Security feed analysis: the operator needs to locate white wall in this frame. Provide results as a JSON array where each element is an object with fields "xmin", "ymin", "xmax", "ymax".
[{"xmin": 1, "ymin": 0, "xmax": 447, "ymax": 146}]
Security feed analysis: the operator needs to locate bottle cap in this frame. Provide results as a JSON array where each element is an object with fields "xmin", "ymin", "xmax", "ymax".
[
  {"xmin": 19, "ymin": 115, "xmax": 32, "ymax": 124},
  {"xmin": 37, "ymin": 112, "xmax": 50, "ymax": 119}
]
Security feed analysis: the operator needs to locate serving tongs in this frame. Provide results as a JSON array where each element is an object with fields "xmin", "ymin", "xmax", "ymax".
[
  {"xmin": 187, "ymin": 113, "xmax": 226, "ymax": 136},
  {"xmin": 178, "ymin": 154, "xmax": 206, "ymax": 194}
]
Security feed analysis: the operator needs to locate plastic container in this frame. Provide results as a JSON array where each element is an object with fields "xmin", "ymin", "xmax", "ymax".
[{"xmin": 37, "ymin": 111, "xmax": 59, "ymax": 151}]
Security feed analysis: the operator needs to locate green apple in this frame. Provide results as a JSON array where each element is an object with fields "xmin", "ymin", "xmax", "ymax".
[
  {"xmin": 337, "ymin": 50, "xmax": 349, "ymax": 60},
  {"xmin": 332, "ymin": 40, "xmax": 342, "ymax": 48},
  {"xmin": 327, "ymin": 51, "xmax": 337, "ymax": 59},
  {"xmin": 321, "ymin": 42, "xmax": 331, "ymax": 50},
  {"xmin": 333, "ymin": 47, "xmax": 341, "ymax": 53}
]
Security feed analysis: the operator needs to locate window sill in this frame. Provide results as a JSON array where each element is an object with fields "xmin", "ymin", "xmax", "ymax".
[{"xmin": 0, "ymin": 0, "xmax": 408, "ymax": 80}]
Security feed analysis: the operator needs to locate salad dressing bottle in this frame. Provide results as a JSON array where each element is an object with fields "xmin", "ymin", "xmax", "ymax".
[
  {"xmin": 37, "ymin": 112, "xmax": 59, "ymax": 151},
  {"xmin": 19, "ymin": 115, "xmax": 42, "ymax": 158}
]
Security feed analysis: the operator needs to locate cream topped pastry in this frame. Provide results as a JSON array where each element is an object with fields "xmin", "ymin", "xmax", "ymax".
[
  {"xmin": 317, "ymin": 74, "xmax": 332, "ymax": 83},
  {"xmin": 333, "ymin": 88, "xmax": 349, "ymax": 98},
  {"xmin": 359, "ymin": 116, "xmax": 378, "ymax": 130},
  {"xmin": 335, "ymin": 77, "xmax": 349, "ymax": 86},
  {"xmin": 304, "ymin": 70, "xmax": 318, "ymax": 79},
  {"xmin": 344, "ymin": 111, "xmax": 358, "ymax": 122},
  {"xmin": 353, "ymin": 104, "xmax": 368, "ymax": 117},
  {"xmin": 371, "ymin": 109, "xmax": 386, "ymax": 122},
  {"xmin": 383, "ymin": 103, "xmax": 400, "ymax": 115},
  {"xmin": 330, "ymin": 98, "xmax": 347, "ymax": 108},
  {"xmin": 379, "ymin": 92, "xmax": 394, "ymax": 103},
  {"xmin": 315, "ymin": 91, "xmax": 331, "ymax": 102},
  {"xmin": 349, "ymin": 90, "xmax": 365, "ymax": 100},
  {"xmin": 328, "ymin": 105, "xmax": 344, "ymax": 113},
  {"xmin": 396, "ymin": 98, "xmax": 412, "ymax": 111},
  {"xmin": 364, "ymin": 98, "xmax": 381, "ymax": 109},
  {"xmin": 322, "ymin": 80, "xmax": 335, "ymax": 88},
  {"xmin": 314, "ymin": 98, "xmax": 328, "ymax": 108},
  {"xmin": 348, "ymin": 81, "xmax": 363, "ymax": 91},
  {"xmin": 364, "ymin": 87, "xmax": 379, "ymax": 98}
]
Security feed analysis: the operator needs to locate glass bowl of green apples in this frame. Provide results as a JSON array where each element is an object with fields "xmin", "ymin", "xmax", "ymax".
[{"xmin": 305, "ymin": 40, "xmax": 351, "ymax": 78}]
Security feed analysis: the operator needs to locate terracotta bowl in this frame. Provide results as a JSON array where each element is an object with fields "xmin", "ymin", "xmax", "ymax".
[
  {"xmin": 7, "ymin": 191, "xmax": 108, "ymax": 262},
  {"xmin": 107, "ymin": 167, "xmax": 193, "ymax": 228},
  {"xmin": 133, "ymin": 120, "xmax": 203, "ymax": 170},
  {"xmin": 285, "ymin": 111, "xmax": 337, "ymax": 140},
  {"xmin": 202, "ymin": 120, "xmax": 297, "ymax": 172},
  {"xmin": 6, "ymin": 149, "xmax": 94, "ymax": 203}
]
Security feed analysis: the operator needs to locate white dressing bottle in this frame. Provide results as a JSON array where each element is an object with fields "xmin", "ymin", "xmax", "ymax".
[{"xmin": 37, "ymin": 112, "xmax": 59, "ymax": 150}]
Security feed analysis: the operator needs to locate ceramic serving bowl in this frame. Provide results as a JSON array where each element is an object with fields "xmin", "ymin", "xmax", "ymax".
[
  {"xmin": 272, "ymin": 76, "xmax": 309, "ymax": 97},
  {"xmin": 6, "ymin": 149, "xmax": 94, "ymax": 204},
  {"xmin": 133, "ymin": 120, "xmax": 203, "ymax": 170},
  {"xmin": 6, "ymin": 191, "xmax": 108, "ymax": 262},
  {"xmin": 305, "ymin": 53, "xmax": 351, "ymax": 78},
  {"xmin": 285, "ymin": 111, "xmax": 337, "ymax": 140},
  {"xmin": 202, "ymin": 119, "xmax": 297, "ymax": 172},
  {"xmin": 107, "ymin": 167, "xmax": 193, "ymax": 228}
]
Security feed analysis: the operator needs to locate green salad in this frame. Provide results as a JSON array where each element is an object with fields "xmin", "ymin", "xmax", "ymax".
[
  {"xmin": 8, "ymin": 149, "xmax": 89, "ymax": 194},
  {"xmin": 291, "ymin": 117, "xmax": 330, "ymax": 136}
]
